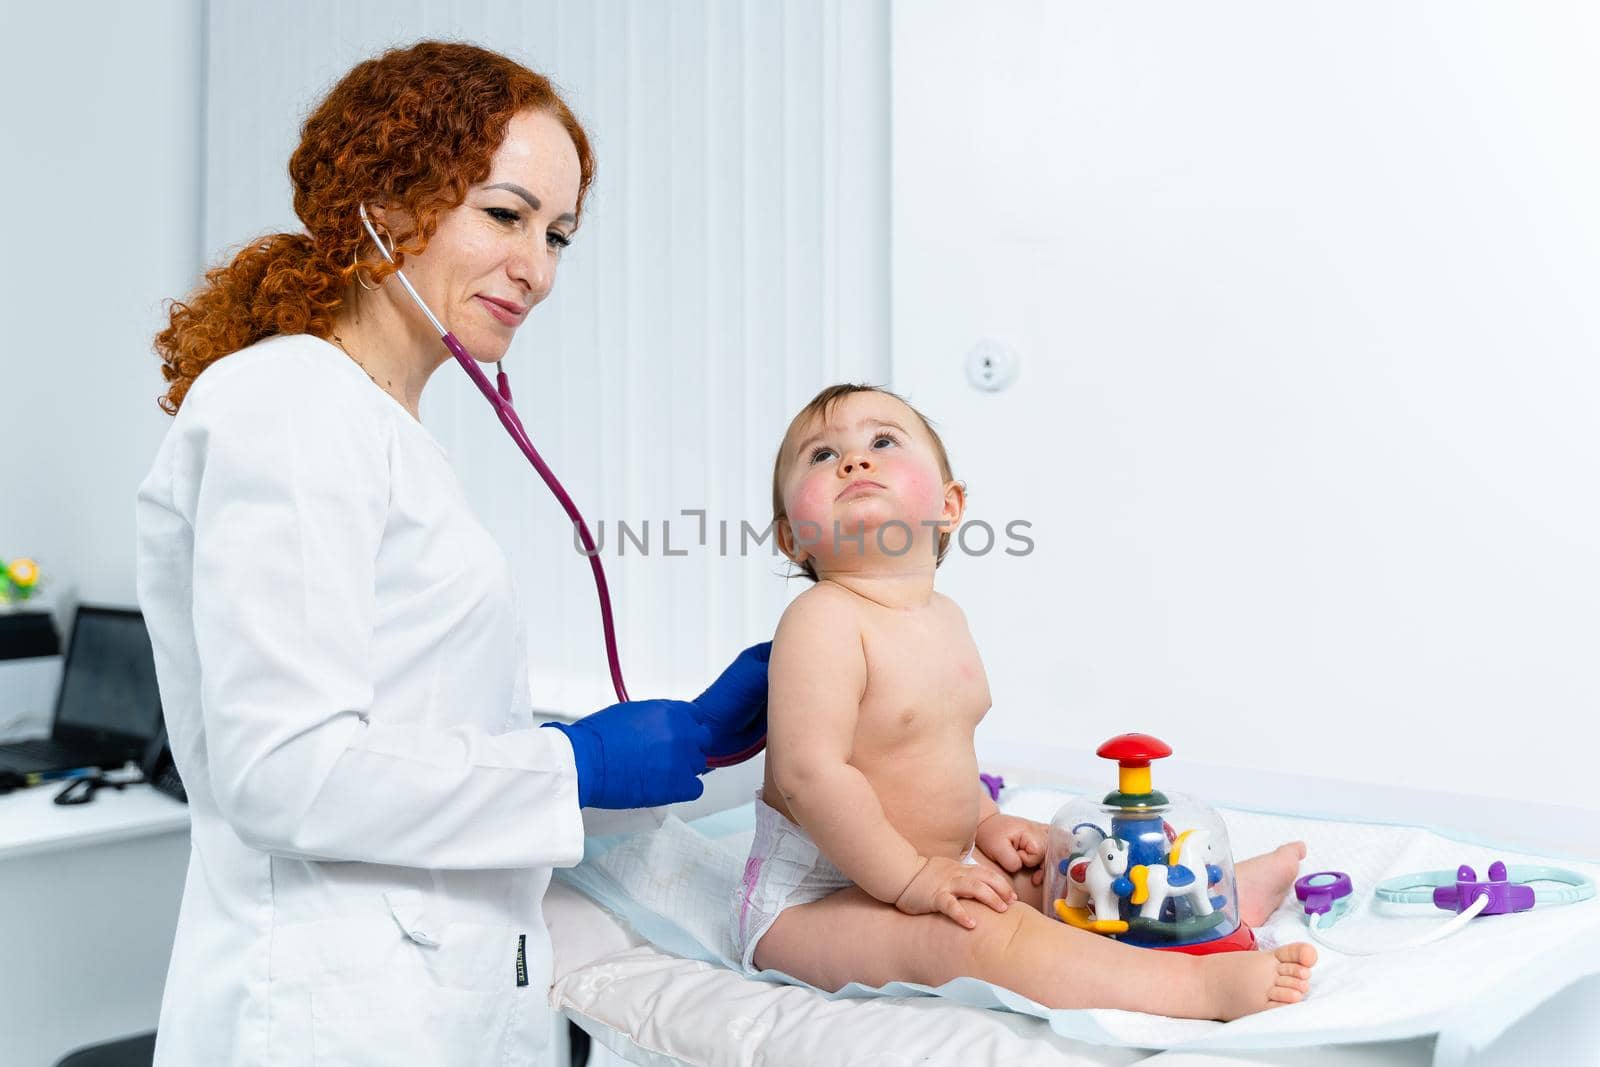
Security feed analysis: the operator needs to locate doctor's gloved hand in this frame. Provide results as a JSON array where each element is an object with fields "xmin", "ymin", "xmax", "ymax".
[
  {"xmin": 543, "ymin": 701, "xmax": 711, "ymax": 810},
  {"xmin": 541, "ymin": 641, "xmax": 770, "ymax": 808},
  {"xmin": 691, "ymin": 641, "xmax": 771, "ymax": 766}
]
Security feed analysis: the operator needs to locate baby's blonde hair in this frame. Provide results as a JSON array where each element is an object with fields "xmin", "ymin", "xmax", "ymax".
[{"xmin": 771, "ymin": 383, "xmax": 958, "ymax": 583}]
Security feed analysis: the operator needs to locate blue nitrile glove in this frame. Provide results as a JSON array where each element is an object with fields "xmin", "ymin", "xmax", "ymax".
[
  {"xmin": 543, "ymin": 701, "xmax": 712, "ymax": 810},
  {"xmin": 691, "ymin": 642, "xmax": 771, "ymax": 767}
]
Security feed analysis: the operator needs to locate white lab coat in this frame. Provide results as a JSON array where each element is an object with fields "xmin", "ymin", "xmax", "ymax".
[{"xmin": 135, "ymin": 334, "xmax": 585, "ymax": 1066}]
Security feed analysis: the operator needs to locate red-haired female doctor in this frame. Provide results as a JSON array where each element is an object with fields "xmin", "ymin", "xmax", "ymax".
[{"xmin": 136, "ymin": 42, "xmax": 766, "ymax": 1066}]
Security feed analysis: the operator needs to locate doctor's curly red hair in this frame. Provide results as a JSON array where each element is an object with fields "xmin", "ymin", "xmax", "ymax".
[{"xmin": 154, "ymin": 41, "xmax": 595, "ymax": 414}]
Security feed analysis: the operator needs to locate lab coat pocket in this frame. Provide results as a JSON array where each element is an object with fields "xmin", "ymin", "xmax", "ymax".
[
  {"xmin": 310, "ymin": 908, "xmax": 533, "ymax": 1066},
  {"xmin": 383, "ymin": 889, "xmax": 441, "ymax": 947},
  {"xmin": 310, "ymin": 982, "xmax": 512, "ymax": 1067},
  {"xmin": 273, "ymin": 905, "xmax": 544, "ymax": 1066}
]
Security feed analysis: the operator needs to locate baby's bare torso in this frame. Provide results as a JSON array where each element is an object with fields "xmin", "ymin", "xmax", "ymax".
[{"xmin": 765, "ymin": 591, "xmax": 992, "ymax": 861}]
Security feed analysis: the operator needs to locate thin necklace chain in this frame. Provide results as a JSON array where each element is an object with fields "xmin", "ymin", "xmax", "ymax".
[{"xmin": 330, "ymin": 332, "xmax": 397, "ymax": 401}]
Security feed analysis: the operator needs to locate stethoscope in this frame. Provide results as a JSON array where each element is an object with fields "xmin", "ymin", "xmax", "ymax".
[
  {"xmin": 358, "ymin": 204, "xmax": 762, "ymax": 767},
  {"xmin": 1293, "ymin": 861, "xmax": 1594, "ymax": 956}
]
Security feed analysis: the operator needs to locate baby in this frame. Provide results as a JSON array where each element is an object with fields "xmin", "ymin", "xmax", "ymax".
[{"xmin": 731, "ymin": 383, "xmax": 1318, "ymax": 1020}]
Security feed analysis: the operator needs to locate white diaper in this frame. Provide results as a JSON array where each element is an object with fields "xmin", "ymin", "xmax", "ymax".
[
  {"xmin": 729, "ymin": 793, "xmax": 981, "ymax": 973},
  {"xmin": 730, "ymin": 795, "xmax": 855, "ymax": 972}
]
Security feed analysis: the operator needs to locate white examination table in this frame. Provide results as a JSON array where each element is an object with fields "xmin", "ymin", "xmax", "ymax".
[{"xmin": 541, "ymin": 759, "xmax": 1600, "ymax": 1067}]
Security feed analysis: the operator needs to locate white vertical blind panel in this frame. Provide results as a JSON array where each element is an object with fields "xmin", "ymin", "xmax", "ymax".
[{"xmin": 204, "ymin": 0, "xmax": 889, "ymax": 713}]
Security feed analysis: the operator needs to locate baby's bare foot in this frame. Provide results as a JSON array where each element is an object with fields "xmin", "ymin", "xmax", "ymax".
[
  {"xmin": 1235, "ymin": 842, "xmax": 1306, "ymax": 926},
  {"xmin": 1203, "ymin": 943, "xmax": 1318, "ymax": 1020}
]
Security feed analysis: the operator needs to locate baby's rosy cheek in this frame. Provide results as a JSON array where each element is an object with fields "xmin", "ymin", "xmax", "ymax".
[
  {"xmin": 895, "ymin": 467, "xmax": 945, "ymax": 519},
  {"xmin": 787, "ymin": 481, "xmax": 832, "ymax": 528}
]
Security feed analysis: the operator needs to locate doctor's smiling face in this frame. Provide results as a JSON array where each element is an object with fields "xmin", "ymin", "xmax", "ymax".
[{"xmin": 368, "ymin": 108, "xmax": 582, "ymax": 364}]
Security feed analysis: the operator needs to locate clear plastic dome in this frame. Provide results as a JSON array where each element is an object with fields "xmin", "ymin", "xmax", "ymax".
[{"xmin": 1043, "ymin": 734, "xmax": 1252, "ymax": 952}]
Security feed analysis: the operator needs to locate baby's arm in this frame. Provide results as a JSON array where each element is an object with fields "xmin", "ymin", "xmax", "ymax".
[{"xmin": 767, "ymin": 590, "xmax": 1014, "ymax": 926}]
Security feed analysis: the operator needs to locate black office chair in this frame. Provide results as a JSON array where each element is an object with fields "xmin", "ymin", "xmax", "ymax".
[
  {"xmin": 53, "ymin": 1032, "xmax": 155, "ymax": 1067},
  {"xmin": 568, "ymin": 1019, "xmax": 591, "ymax": 1065}
]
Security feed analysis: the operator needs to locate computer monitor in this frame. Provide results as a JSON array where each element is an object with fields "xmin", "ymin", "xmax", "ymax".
[{"xmin": 53, "ymin": 606, "xmax": 165, "ymax": 751}]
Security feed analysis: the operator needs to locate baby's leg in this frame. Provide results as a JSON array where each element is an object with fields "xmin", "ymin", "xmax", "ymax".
[
  {"xmin": 753, "ymin": 885, "xmax": 1316, "ymax": 1020},
  {"xmin": 1235, "ymin": 842, "xmax": 1307, "ymax": 926}
]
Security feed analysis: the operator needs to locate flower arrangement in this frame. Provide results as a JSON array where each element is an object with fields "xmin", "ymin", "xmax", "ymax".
[{"xmin": 0, "ymin": 557, "xmax": 41, "ymax": 606}]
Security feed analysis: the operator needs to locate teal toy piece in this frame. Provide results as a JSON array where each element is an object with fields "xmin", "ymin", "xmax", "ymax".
[{"xmin": 1376, "ymin": 862, "xmax": 1595, "ymax": 913}]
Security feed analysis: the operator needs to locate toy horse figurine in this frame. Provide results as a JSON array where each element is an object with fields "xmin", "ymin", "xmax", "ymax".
[
  {"xmin": 1129, "ymin": 828, "xmax": 1224, "ymax": 920},
  {"xmin": 1055, "ymin": 836, "xmax": 1136, "ymax": 933},
  {"xmin": 1171, "ymin": 829, "xmax": 1225, "ymax": 890},
  {"xmin": 1061, "ymin": 823, "xmax": 1107, "ymax": 910}
]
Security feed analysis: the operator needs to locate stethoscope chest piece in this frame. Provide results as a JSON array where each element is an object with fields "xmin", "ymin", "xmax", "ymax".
[{"xmin": 1295, "ymin": 870, "xmax": 1354, "ymax": 927}]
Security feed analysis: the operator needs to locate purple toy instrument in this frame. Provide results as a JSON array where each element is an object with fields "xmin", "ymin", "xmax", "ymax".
[{"xmin": 1293, "ymin": 862, "xmax": 1594, "ymax": 956}]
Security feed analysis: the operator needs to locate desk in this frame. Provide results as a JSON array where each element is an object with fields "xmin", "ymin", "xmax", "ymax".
[{"xmin": 0, "ymin": 783, "xmax": 189, "ymax": 1067}]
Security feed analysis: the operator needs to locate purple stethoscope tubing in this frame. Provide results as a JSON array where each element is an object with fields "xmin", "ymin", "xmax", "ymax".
[
  {"xmin": 358, "ymin": 206, "xmax": 629, "ymax": 705},
  {"xmin": 444, "ymin": 330, "xmax": 629, "ymax": 703}
]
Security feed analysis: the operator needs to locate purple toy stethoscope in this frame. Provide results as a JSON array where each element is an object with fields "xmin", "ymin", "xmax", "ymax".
[
  {"xmin": 1293, "ymin": 862, "xmax": 1594, "ymax": 956},
  {"xmin": 358, "ymin": 204, "xmax": 763, "ymax": 767}
]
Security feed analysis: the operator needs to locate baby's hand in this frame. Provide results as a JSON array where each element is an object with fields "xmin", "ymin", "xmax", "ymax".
[
  {"xmin": 894, "ymin": 856, "xmax": 1016, "ymax": 929},
  {"xmin": 976, "ymin": 814, "xmax": 1048, "ymax": 885}
]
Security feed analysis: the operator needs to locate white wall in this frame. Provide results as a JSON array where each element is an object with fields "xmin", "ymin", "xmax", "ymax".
[
  {"xmin": 892, "ymin": 1, "xmax": 1600, "ymax": 810},
  {"xmin": 202, "ymin": 0, "xmax": 890, "ymax": 713},
  {"xmin": 9, "ymin": 0, "xmax": 1589, "ymax": 816},
  {"xmin": 0, "ymin": 0, "xmax": 203, "ymax": 611}
]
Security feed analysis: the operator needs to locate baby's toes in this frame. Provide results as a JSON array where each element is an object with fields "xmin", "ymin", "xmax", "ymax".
[
  {"xmin": 1268, "ymin": 943, "xmax": 1315, "ymax": 1004},
  {"xmin": 1277, "ymin": 959, "xmax": 1313, "ymax": 982},
  {"xmin": 1267, "ymin": 842, "xmax": 1307, "ymax": 870},
  {"xmin": 1268, "ymin": 980, "xmax": 1308, "ymax": 1004},
  {"xmin": 1275, "ymin": 942, "xmax": 1318, "ymax": 969},
  {"xmin": 1275, "ymin": 966, "xmax": 1311, "ymax": 991}
]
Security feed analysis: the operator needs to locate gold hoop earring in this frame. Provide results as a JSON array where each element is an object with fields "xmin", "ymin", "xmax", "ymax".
[{"xmin": 350, "ymin": 252, "xmax": 380, "ymax": 292}]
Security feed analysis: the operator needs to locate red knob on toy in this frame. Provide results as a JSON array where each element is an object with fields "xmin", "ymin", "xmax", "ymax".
[{"xmin": 1096, "ymin": 733, "xmax": 1172, "ymax": 795}]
